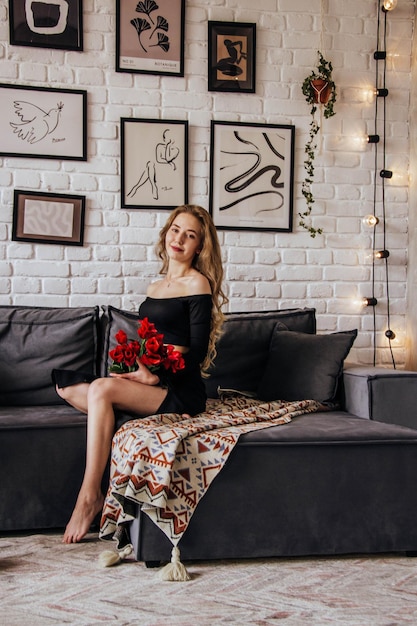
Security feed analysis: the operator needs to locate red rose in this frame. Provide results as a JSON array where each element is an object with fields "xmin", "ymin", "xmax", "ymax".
[
  {"xmin": 123, "ymin": 341, "xmax": 140, "ymax": 367},
  {"xmin": 109, "ymin": 344, "xmax": 125, "ymax": 364},
  {"xmin": 137, "ymin": 317, "xmax": 158, "ymax": 340},
  {"xmin": 115, "ymin": 329, "xmax": 128, "ymax": 344}
]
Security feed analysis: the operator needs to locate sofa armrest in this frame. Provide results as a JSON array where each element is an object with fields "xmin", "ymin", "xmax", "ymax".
[{"xmin": 343, "ymin": 365, "xmax": 417, "ymax": 429}]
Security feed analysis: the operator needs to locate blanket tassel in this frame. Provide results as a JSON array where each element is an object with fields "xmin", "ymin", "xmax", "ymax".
[
  {"xmin": 158, "ymin": 546, "xmax": 191, "ymax": 582},
  {"xmin": 98, "ymin": 544, "xmax": 133, "ymax": 568}
]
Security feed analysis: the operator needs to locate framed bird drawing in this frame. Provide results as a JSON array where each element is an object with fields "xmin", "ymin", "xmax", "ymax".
[{"xmin": 0, "ymin": 83, "xmax": 87, "ymax": 160}]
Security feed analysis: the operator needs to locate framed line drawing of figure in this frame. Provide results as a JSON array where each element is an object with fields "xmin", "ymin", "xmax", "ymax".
[
  {"xmin": 208, "ymin": 21, "xmax": 256, "ymax": 93},
  {"xmin": 9, "ymin": 0, "xmax": 83, "ymax": 51},
  {"xmin": 209, "ymin": 121, "xmax": 295, "ymax": 232},
  {"xmin": 121, "ymin": 118, "xmax": 188, "ymax": 210},
  {"xmin": 116, "ymin": 0, "xmax": 185, "ymax": 76}
]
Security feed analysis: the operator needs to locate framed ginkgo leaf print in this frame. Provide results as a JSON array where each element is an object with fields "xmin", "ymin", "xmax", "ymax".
[{"xmin": 116, "ymin": 0, "xmax": 185, "ymax": 76}]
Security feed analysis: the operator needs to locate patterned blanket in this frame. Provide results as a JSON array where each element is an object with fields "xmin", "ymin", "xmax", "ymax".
[{"xmin": 99, "ymin": 394, "xmax": 324, "ymax": 547}]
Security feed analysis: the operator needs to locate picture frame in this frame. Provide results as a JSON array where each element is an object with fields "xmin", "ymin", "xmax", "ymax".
[
  {"xmin": 121, "ymin": 118, "xmax": 188, "ymax": 210},
  {"xmin": 116, "ymin": 0, "xmax": 185, "ymax": 77},
  {"xmin": 208, "ymin": 21, "xmax": 256, "ymax": 93},
  {"xmin": 8, "ymin": 0, "xmax": 83, "ymax": 51},
  {"xmin": 12, "ymin": 189, "xmax": 86, "ymax": 246},
  {"xmin": 0, "ymin": 83, "xmax": 87, "ymax": 161},
  {"xmin": 209, "ymin": 121, "xmax": 295, "ymax": 232}
]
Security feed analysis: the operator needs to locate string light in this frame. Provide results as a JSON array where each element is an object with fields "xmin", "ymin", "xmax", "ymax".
[
  {"xmin": 382, "ymin": 0, "xmax": 398, "ymax": 11},
  {"xmin": 362, "ymin": 297, "xmax": 378, "ymax": 307},
  {"xmin": 363, "ymin": 214, "xmax": 379, "ymax": 228},
  {"xmin": 375, "ymin": 250, "xmax": 390, "ymax": 259},
  {"xmin": 362, "ymin": 2, "xmax": 396, "ymax": 368},
  {"xmin": 380, "ymin": 169, "xmax": 393, "ymax": 178}
]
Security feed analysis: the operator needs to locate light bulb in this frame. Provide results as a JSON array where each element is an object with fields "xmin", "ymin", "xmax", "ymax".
[
  {"xmin": 376, "ymin": 88, "xmax": 389, "ymax": 97},
  {"xmin": 382, "ymin": 0, "xmax": 398, "ymax": 11},
  {"xmin": 367, "ymin": 134, "xmax": 380, "ymax": 143},
  {"xmin": 385, "ymin": 329, "xmax": 396, "ymax": 340},
  {"xmin": 373, "ymin": 51, "xmax": 387, "ymax": 60},
  {"xmin": 363, "ymin": 215, "xmax": 379, "ymax": 228},
  {"xmin": 362, "ymin": 297, "xmax": 378, "ymax": 307},
  {"xmin": 375, "ymin": 250, "xmax": 390, "ymax": 259},
  {"xmin": 380, "ymin": 169, "xmax": 393, "ymax": 178}
]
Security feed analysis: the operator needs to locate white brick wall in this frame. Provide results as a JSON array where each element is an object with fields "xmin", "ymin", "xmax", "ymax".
[{"xmin": 0, "ymin": 0, "xmax": 415, "ymax": 367}]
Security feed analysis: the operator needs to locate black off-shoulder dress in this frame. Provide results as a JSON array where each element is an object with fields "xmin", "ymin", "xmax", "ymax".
[{"xmin": 52, "ymin": 294, "xmax": 212, "ymax": 422}]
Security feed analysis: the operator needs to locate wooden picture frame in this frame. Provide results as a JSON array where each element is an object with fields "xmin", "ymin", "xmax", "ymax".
[
  {"xmin": 209, "ymin": 121, "xmax": 295, "ymax": 232},
  {"xmin": 8, "ymin": 0, "xmax": 83, "ymax": 51},
  {"xmin": 121, "ymin": 118, "xmax": 188, "ymax": 210},
  {"xmin": 116, "ymin": 0, "xmax": 185, "ymax": 76},
  {"xmin": 12, "ymin": 189, "xmax": 86, "ymax": 246},
  {"xmin": 208, "ymin": 21, "xmax": 256, "ymax": 93},
  {"xmin": 0, "ymin": 83, "xmax": 87, "ymax": 160}
]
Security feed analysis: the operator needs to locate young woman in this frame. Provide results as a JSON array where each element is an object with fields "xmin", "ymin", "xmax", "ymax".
[{"xmin": 54, "ymin": 205, "xmax": 227, "ymax": 544}]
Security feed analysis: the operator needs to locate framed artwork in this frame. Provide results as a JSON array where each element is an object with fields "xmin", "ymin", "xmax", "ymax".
[
  {"xmin": 0, "ymin": 83, "xmax": 87, "ymax": 160},
  {"xmin": 116, "ymin": 0, "xmax": 185, "ymax": 76},
  {"xmin": 12, "ymin": 189, "xmax": 86, "ymax": 246},
  {"xmin": 121, "ymin": 118, "xmax": 188, "ymax": 210},
  {"xmin": 208, "ymin": 21, "xmax": 256, "ymax": 93},
  {"xmin": 209, "ymin": 121, "xmax": 295, "ymax": 232},
  {"xmin": 8, "ymin": 0, "xmax": 83, "ymax": 51}
]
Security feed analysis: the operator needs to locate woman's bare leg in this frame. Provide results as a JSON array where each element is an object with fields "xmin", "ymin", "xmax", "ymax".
[{"xmin": 62, "ymin": 377, "xmax": 167, "ymax": 544}]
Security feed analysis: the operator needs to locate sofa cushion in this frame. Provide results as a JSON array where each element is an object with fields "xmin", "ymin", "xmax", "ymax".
[
  {"xmin": 205, "ymin": 308, "xmax": 317, "ymax": 398},
  {"xmin": 257, "ymin": 329, "xmax": 357, "ymax": 403},
  {"xmin": 0, "ymin": 306, "xmax": 99, "ymax": 406},
  {"xmin": 101, "ymin": 305, "xmax": 140, "ymax": 377}
]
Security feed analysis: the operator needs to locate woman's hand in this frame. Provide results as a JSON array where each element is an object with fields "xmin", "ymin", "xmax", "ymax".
[{"xmin": 109, "ymin": 360, "xmax": 160, "ymax": 386}]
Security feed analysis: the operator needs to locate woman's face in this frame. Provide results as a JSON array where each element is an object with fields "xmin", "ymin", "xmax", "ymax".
[{"xmin": 165, "ymin": 212, "xmax": 203, "ymax": 264}]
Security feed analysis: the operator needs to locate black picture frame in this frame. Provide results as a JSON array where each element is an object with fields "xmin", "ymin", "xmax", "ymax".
[
  {"xmin": 209, "ymin": 121, "xmax": 295, "ymax": 232},
  {"xmin": 116, "ymin": 0, "xmax": 185, "ymax": 76},
  {"xmin": 9, "ymin": 0, "xmax": 83, "ymax": 51},
  {"xmin": 0, "ymin": 83, "xmax": 87, "ymax": 161},
  {"xmin": 121, "ymin": 118, "xmax": 188, "ymax": 210},
  {"xmin": 208, "ymin": 21, "xmax": 256, "ymax": 93},
  {"xmin": 12, "ymin": 189, "xmax": 86, "ymax": 246}
]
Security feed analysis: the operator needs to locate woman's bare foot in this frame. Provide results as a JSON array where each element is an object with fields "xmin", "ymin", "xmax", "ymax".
[{"xmin": 63, "ymin": 491, "xmax": 104, "ymax": 544}]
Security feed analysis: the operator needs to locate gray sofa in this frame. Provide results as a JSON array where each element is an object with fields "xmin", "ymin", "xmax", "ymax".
[{"xmin": 1, "ymin": 304, "xmax": 417, "ymax": 565}]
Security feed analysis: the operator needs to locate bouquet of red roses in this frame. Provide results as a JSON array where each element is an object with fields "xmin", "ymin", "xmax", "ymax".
[{"xmin": 108, "ymin": 317, "xmax": 185, "ymax": 375}]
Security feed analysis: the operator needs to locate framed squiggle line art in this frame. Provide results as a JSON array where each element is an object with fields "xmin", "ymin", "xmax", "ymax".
[
  {"xmin": 116, "ymin": 0, "xmax": 185, "ymax": 76},
  {"xmin": 209, "ymin": 121, "xmax": 295, "ymax": 232},
  {"xmin": 9, "ymin": 0, "xmax": 83, "ymax": 51},
  {"xmin": 12, "ymin": 189, "xmax": 85, "ymax": 246}
]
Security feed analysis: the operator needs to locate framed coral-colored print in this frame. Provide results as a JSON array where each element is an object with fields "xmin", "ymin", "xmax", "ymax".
[
  {"xmin": 116, "ymin": 0, "xmax": 185, "ymax": 76},
  {"xmin": 208, "ymin": 21, "xmax": 256, "ymax": 93},
  {"xmin": 12, "ymin": 189, "xmax": 86, "ymax": 246},
  {"xmin": 9, "ymin": 0, "xmax": 83, "ymax": 51},
  {"xmin": 121, "ymin": 118, "xmax": 188, "ymax": 210},
  {"xmin": 209, "ymin": 121, "xmax": 295, "ymax": 232}
]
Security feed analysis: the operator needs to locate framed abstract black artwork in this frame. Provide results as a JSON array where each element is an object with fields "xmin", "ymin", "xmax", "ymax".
[
  {"xmin": 209, "ymin": 121, "xmax": 295, "ymax": 232},
  {"xmin": 9, "ymin": 0, "xmax": 83, "ymax": 51}
]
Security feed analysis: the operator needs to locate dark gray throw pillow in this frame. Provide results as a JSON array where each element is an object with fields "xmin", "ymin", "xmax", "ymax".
[
  {"xmin": 257, "ymin": 329, "xmax": 358, "ymax": 403},
  {"xmin": 0, "ymin": 306, "xmax": 99, "ymax": 406},
  {"xmin": 100, "ymin": 305, "xmax": 141, "ymax": 377}
]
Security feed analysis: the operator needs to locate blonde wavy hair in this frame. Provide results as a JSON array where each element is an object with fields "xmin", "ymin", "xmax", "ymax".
[{"xmin": 155, "ymin": 204, "xmax": 228, "ymax": 372}]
